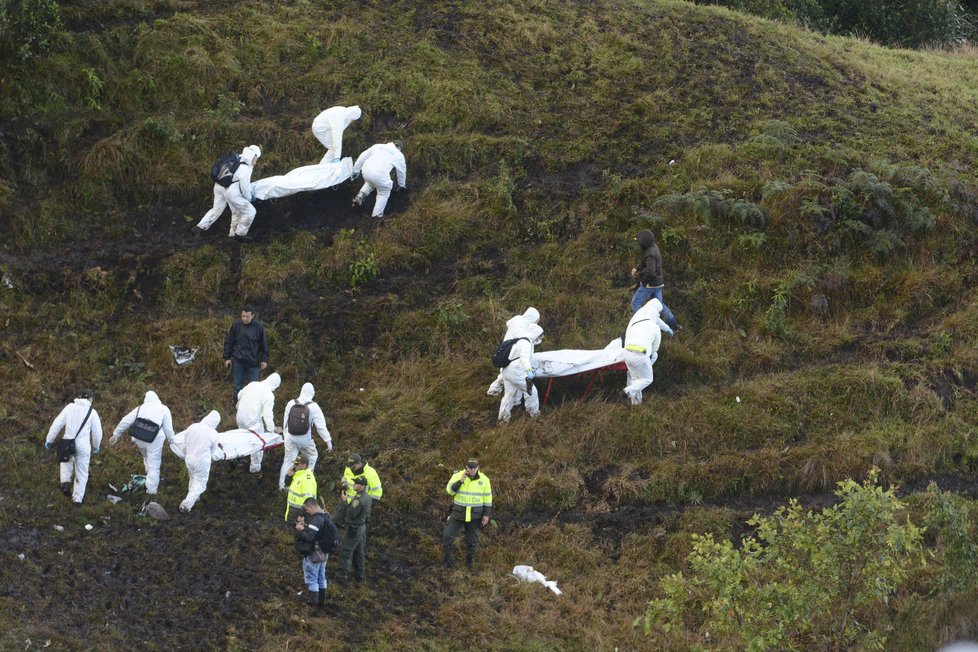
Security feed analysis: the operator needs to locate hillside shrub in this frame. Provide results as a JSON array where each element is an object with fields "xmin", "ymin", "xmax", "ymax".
[
  {"xmin": 0, "ymin": 0, "xmax": 63, "ymax": 62},
  {"xmin": 692, "ymin": 0, "xmax": 975, "ymax": 48},
  {"xmin": 641, "ymin": 469, "xmax": 924, "ymax": 650}
]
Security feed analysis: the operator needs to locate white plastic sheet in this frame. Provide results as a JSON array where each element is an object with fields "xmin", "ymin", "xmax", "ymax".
[
  {"xmin": 252, "ymin": 158, "xmax": 353, "ymax": 201},
  {"xmin": 512, "ymin": 565, "xmax": 562, "ymax": 595},
  {"xmin": 533, "ymin": 338, "xmax": 626, "ymax": 378},
  {"xmin": 170, "ymin": 428, "xmax": 283, "ymax": 461}
]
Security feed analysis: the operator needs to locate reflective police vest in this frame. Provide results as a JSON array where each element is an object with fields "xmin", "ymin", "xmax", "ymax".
[
  {"xmin": 343, "ymin": 464, "xmax": 383, "ymax": 501},
  {"xmin": 446, "ymin": 471, "xmax": 493, "ymax": 522},
  {"xmin": 285, "ymin": 469, "xmax": 317, "ymax": 520}
]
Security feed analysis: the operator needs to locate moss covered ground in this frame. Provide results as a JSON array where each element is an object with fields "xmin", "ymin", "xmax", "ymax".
[{"xmin": 2, "ymin": 0, "xmax": 978, "ymax": 648}]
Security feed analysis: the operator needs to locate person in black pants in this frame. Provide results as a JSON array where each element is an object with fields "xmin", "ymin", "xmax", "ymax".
[{"xmin": 223, "ymin": 305, "xmax": 269, "ymax": 405}]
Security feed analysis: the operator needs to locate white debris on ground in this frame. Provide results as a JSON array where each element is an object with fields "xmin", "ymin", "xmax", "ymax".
[{"xmin": 512, "ymin": 565, "xmax": 562, "ymax": 595}]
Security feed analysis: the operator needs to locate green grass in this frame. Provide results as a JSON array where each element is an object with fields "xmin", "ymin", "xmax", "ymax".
[{"xmin": 3, "ymin": 0, "xmax": 978, "ymax": 649}]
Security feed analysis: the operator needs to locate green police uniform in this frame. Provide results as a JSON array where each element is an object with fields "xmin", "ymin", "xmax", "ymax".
[{"xmin": 333, "ymin": 487, "xmax": 372, "ymax": 582}]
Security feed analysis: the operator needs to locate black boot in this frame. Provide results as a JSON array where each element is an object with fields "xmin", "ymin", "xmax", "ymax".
[
  {"xmin": 442, "ymin": 550, "xmax": 453, "ymax": 569},
  {"xmin": 60, "ymin": 482, "xmax": 71, "ymax": 496},
  {"xmin": 465, "ymin": 555, "xmax": 474, "ymax": 571},
  {"xmin": 307, "ymin": 590, "xmax": 319, "ymax": 611},
  {"xmin": 318, "ymin": 588, "xmax": 326, "ymax": 609}
]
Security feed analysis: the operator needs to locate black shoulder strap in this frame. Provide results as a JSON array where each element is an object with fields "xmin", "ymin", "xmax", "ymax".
[{"xmin": 70, "ymin": 404, "xmax": 94, "ymax": 441}]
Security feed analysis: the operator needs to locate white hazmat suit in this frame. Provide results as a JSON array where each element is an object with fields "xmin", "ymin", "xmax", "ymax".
[
  {"xmin": 498, "ymin": 323, "xmax": 544, "ymax": 423},
  {"xmin": 623, "ymin": 298, "xmax": 664, "ymax": 405},
  {"xmin": 45, "ymin": 397, "xmax": 103, "ymax": 503},
  {"xmin": 109, "ymin": 390, "xmax": 176, "ymax": 494},
  {"xmin": 178, "ymin": 411, "xmax": 222, "ymax": 512},
  {"xmin": 352, "ymin": 143, "xmax": 407, "ymax": 218},
  {"xmin": 279, "ymin": 382, "xmax": 332, "ymax": 489},
  {"xmin": 196, "ymin": 145, "xmax": 262, "ymax": 237},
  {"xmin": 311, "ymin": 105, "xmax": 362, "ymax": 163},
  {"xmin": 236, "ymin": 372, "xmax": 281, "ymax": 473},
  {"xmin": 488, "ymin": 307, "xmax": 541, "ymax": 396}
]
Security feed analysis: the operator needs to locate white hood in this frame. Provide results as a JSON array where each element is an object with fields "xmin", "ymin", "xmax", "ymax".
[
  {"xmin": 201, "ymin": 410, "xmax": 221, "ymax": 429},
  {"xmin": 634, "ymin": 298, "xmax": 663, "ymax": 322},
  {"xmin": 521, "ymin": 307, "xmax": 540, "ymax": 324},
  {"xmin": 241, "ymin": 145, "xmax": 261, "ymax": 164},
  {"xmin": 144, "ymin": 390, "xmax": 161, "ymax": 405},
  {"xmin": 263, "ymin": 373, "xmax": 281, "ymax": 391},
  {"xmin": 298, "ymin": 382, "xmax": 315, "ymax": 403},
  {"xmin": 524, "ymin": 323, "xmax": 544, "ymax": 344}
]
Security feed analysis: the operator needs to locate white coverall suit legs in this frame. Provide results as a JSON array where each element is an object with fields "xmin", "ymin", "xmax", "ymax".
[
  {"xmin": 109, "ymin": 390, "xmax": 176, "ymax": 494},
  {"xmin": 498, "ymin": 324, "xmax": 544, "ymax": 423},
  {"xmin": 352, "ymin": 143, "xmax": 407, "ymax": 218},
  {"xmin": 623, "ymin": 299, "xmax": 664, "ymax": 406},
  {"xmin": 236, "ymin": 372, "xmax": 281, "ymax": 473},
  {"xmin": 196, "ymin": 145, "xmax": 261, "ymax": 236},
  {"xmin": 178, "ymin": 411, "xmax": 222, "ymax": 512},
  {"xmin": 45, "ymin": 397, "xmax": 103, "ymax": 503},
  {"xmin": 488, "ymin": 307, "xmax": 541, "ymax": 396},
  {"xmin": 311, "ymin": 105, "xmax": 362, "ymax": 163},
  {"xmin": 278, "ymin": 382, "xmax": 333, "ymax": 489}
]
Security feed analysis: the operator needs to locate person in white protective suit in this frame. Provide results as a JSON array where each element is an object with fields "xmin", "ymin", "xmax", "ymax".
[
  {"xmin": 279, "ymin": 382, "xmax": 333, "ymax": 490},
  {"xmin": 488, "ymin": 307, "xmax": 541, "ymax": 397},
  {"xmin": 236, "ymin": 372, "xmax": 281, "ymax": 474},
  {"xmin": 351, "ymin": 142, "xmax": 407, "ymax": 218},
  {"xmin": 178, "ymin": 411, "xmax": 222, "ymax": 513},
  {"xmin": 622, "ymin": 298, "xmax": 664, "ymax": 405},
  {"xmin": 45, "ymin": 389, "xmax": 104, "ymax": 504},
  {"xmin": 498, "ymin": 323, "xmax": 544, "ymax": 423},
  {"xmin": 311, "ymin": 105, "xmax": 362, "ymax": 163},
  {"xmin": 109, "ymin": 391, "xmax": 176, "ymax": 495},
  {"xmin": 194, "ymin": 145, "xmax": 262, "ymax": 241}
]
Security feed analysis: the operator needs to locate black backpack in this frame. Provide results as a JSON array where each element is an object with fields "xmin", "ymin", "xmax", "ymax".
[
  {"xmin": 491, "ymin": 337, "xmax": 528, "ymax": 369},
  {"xmin": 316, "ymin": 514, "xmax": 340, "ymax": 554},
  {"xmin": 210, "ymin": 152, "xmax": 242, "ymax": 188},
  {"xmin": 286, "ymin": 401, "xmax": 311, "ymax": 435}
]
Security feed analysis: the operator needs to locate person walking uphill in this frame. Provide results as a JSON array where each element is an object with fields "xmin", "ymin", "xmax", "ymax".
[
  {"xmin": 224, "ymin": 305, "xmax": 269, "ymax": 406},
  {"xmin": 109, "ymin": 390, "xmax": 176, "ymax": 495},
  {"xmin": 351, "ymin": 142, "xmax": 407, "ymax": 219},
  {"xmin": 236, "ymin": 372, "xmax": 281, "ymax": 474},
  {"xmin": 279, "ymin": 382, "xmax": 332, "ymax": 491},
  {"xmin": 332, "ymin": 476, "xmax": 372, "ymax": 585},
  {"xmin": 443, "ymin": 459, "xmax": 492, "ymax": 570},
  {"xmin": 631, "ymin": 229, "xmax": 680, "ymax": 332},
  {"xmin": 194, "ymin": 144, "xmax": 262, "ymax": 242},
  {"xmin": 45, "ymin": 389, "xmax": 103, "ymax": 505},
  {"xmin": 623, "ymin": 298, "xmax": 664, "ymax": 406},
  {"xmin": 311, "ymin": 105, "xmax": 362, "ymax": 163},
  {"xmin": 178, "ymin": 411, "xmax": 222, "ymax": 513}
]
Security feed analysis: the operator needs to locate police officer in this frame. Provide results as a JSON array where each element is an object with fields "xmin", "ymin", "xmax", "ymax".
[
  {"xmin": 333, "ymin": 475, "xmax": 372, "ymax": 584},
  {"xmin": 341, "ymin": 453, "xmax": 382, "ymax": 502},
  {"xmin": 284, "ymin": 454, "xmax": 317, "ymax": 523},
  {"xmin": 443, "ymin": 459, "xmax": 493, "ymax": 570}
]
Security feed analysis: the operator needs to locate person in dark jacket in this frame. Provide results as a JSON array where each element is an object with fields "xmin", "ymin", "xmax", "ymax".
[
  {"xmin": 294, "ymin": 497, "xmax": 339, "ymax": 610},
  {"xmin": 630, "ymin": 229, "xmax": 680, "ymax": 330},
  {"xmin": 223, "ymin": 305, "xmax": 269, "ymax": 404}
]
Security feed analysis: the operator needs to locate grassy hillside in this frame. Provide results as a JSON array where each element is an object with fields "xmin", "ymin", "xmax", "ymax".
[{"xmin": 3, "ymin": 0, "xmax": 978, "ymax": 648}]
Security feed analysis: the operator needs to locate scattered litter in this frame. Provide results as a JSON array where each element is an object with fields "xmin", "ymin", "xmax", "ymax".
[
  {"xmin": 17, "ymin": 553, "xmax": 25, "ymax": 561},
  {"xmin": 53, "ymin": 525, "xmax": 64, "ymax": 532},
  {"xmin": 15, "ymin": 351, "xmax": 34, "ymax": 369},
  {"xmin": 169, "ymin": 345, "xmax": 198, "ymax": 366},
  {"xmin": 120, "ymin": 475, "xmax": 147, "ymax": 493},
  {"xmin": 736, "ymin": 396, "xmax": 741, "ymax": 403},
  {"xmin": 297, "ymin": 591, "xmax": 303, "ymax": 596},
  {"xmin": 140, "ymin": 501, "xmax": 171, "ymax": 521},
  {"xmin": 2, "ymin": 274, "xmax": 12, "ymax": 288},
  {"xmin": 108, "ymin": 483, "xmax": 118, "ymax": 492},
  {"xmin": 225, "ymin": 591, "xmax": 231, "ymax": 599},
  {"xmin": 358, "ymin": 387, "xmax": 364, "ymax": 392},
  {"xmin": 107, "ymin": 494, "xmax": 122, "ymax": 504},
  {"xmin": 668, "ymin": 159, "xmax": 676, "ymax": 165},
  {"xmin": 512, "ymin": 565, "xmax": 562, "ymax": 595},
  {"xmin": 84, "ymin": 524, "xmax": 93, "ymax": 531}
]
